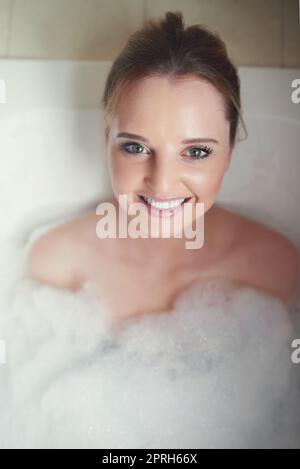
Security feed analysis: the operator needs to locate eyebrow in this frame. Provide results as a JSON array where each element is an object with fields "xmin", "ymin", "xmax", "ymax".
[{"xmin": 116, "ymin": 132, "xmax": 220, "ymax": 144}]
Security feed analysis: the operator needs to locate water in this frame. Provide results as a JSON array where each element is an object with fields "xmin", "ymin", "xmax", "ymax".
[{"xmin": 0, "ymin": 236, "xmax": 299, "ymax": 448}]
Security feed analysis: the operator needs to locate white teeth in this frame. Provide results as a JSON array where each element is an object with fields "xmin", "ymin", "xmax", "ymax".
[{"xmin": 142, "ymin": 196, "xmax": 185, "ymax": 210}]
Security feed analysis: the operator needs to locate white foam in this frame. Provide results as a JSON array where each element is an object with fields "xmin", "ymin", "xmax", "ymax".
[{"xmin": 0, "ymin": 239, "xmax": 300, "ymax": 449}]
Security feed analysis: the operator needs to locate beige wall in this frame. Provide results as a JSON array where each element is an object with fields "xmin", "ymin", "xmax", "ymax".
[{"xmin": 0, "ymin": 0, "xmax": 299, "ymax": 67}]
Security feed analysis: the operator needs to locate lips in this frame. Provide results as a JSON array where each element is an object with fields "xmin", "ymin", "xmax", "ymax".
[
  {"xmin": 138, "ymin": 194, "xmax": 192, "ymax": 210},
  {"xmin": 138, "ymin": 194, "xmax": 192, "ymax": 207},
  {"xmin": 138, "ymin": 193, "xmax": 192, "ymax": 203}
]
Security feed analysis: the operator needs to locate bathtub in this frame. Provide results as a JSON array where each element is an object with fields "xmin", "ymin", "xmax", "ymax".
[{"xmin": 0, "ymin": 60, "xmax": 300, "ymax": 449}]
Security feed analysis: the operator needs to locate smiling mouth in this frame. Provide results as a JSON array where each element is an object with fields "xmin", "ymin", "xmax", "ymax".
[{"xmin": 138, "ymin": 194, "xmax": 192, "ymax": 210}]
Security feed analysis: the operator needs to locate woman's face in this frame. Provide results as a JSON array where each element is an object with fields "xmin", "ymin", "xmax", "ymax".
[{"xmin": 105, "ymin": 74, "xmax": 233, "ymax": 238}]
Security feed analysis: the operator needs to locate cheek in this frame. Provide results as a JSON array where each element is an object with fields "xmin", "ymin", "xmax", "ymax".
[
  {"xmin": 186, "ymin": 159, "xmax": 227, "ymax": 198},
  {"xmin": 108, "ymin": 153, "xmax": 140, "ymax": 194}
]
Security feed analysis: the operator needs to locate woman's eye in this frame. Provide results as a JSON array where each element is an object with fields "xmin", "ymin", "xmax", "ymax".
[
  {"xmin": 118, "ymin": 142, "xmax": 213, "ymax": 159},
  {"xmin": 186, "ymin": 146, "xmax": 213, "ymax": 159},
  {"xmin": 119, "ymin": 142, "xmax": 149, "ymax": 155}
]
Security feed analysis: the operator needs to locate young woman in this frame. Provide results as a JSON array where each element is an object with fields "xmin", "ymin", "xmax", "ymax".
[{"xmin": 27, "ymin": 11, "xmax": 299, "ymax": 325}]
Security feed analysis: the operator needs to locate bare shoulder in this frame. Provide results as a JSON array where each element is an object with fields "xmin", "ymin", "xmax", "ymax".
[
  {"xmin": 26, "ymin": 210, "xmax": 97, "ymax": 290},
  {"xmin": 220, "ymin": 205, "xmax": 300, "ymax": 306}
]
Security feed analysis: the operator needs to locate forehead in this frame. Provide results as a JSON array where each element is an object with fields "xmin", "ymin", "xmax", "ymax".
[{"xmin": 110, "ymin": 75, "xmax": 228, "ymax": 138}]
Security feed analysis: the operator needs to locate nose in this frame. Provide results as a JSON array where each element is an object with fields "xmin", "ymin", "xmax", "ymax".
[{"xmin": 144, "ymin": 156, "xmax": 179, "ymax": 197}]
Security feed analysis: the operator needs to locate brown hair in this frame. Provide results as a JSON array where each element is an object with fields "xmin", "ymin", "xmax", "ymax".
[{"xmin": 101, "ymin": 10, "xmax": 247, "ymax": 146}]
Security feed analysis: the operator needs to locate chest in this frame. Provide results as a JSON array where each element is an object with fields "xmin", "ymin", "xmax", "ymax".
[
  {"xmin": 78, "ymin": 207, "xmax": 263, "ymax": 321},
  {"xmin": 85, "ymin": 243, "xmax": 239, "ymax": 321},
  {"xmin": 89, "ymin": 257, "xmax": 183, "ymax": 319}
]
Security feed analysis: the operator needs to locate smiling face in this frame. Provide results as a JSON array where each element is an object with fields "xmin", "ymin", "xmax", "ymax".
[{"xmin": 104, "ymin": 74, "xmax": 234, "ymax": 239}]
